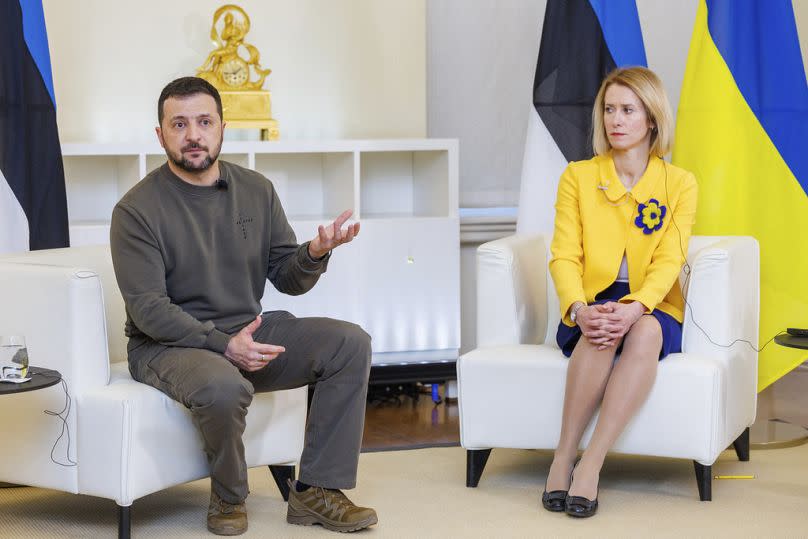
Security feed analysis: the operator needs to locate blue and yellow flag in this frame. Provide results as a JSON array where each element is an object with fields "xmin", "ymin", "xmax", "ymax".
[{"xmin": 673, "ymin": 0, "xmax": 808, "ymax": 391}]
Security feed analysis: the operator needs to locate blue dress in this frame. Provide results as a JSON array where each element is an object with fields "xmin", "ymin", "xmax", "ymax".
[{"xmin": 556, "ymin": 282, "xmax": 682, "ymax": 360}]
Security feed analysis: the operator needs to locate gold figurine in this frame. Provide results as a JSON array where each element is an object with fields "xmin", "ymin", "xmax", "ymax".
[{"xmin": 197, "ymin": 4, "xmax": 279, "ymax": 140}]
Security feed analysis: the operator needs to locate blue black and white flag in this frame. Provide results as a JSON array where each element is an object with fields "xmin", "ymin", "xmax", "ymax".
[
  {"xmin": 0, "ymin": 0, "xmax": 69, "ymax": 252},
  {"xmin": 518, "ymin": 0, "xmax": 647, "ymax": 233}
]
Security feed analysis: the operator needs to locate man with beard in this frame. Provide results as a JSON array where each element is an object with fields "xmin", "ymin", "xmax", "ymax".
[{"xmin": 110, "ymin": 77, "xmax": 378, "ymax": 536}]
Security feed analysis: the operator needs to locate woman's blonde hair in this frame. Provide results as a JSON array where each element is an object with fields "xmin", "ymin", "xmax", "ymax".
[{"xmin": 591, "ymin": 66, "xmax": 673, "ymax": 157}]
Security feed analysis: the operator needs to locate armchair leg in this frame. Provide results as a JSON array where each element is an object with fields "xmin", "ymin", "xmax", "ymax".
[
  {"xmin": 466, "ymin": 449, "xmax": 492, "ymax": 488},
  {"xmin": 268, "ymin": 465, "xmax": 296, "ymax": 501},
  {"xmin": 733, "ymin": 427, "xmax": 750, "ymax": 461},
  {"xmin": 117, "ymin": 504, "xmax": 131, "ymax": 539},
  {"xmin": 693, "ymin": 461, "xmax": 712, "ymax": 501}
]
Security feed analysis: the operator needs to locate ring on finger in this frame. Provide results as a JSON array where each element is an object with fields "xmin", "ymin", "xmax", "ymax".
[{"xmin": 260, "ymin": 354, "xmax": 266, "ymax": 361}]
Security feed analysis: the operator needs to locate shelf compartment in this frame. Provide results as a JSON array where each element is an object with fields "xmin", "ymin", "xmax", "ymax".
[
  {"xmin": 63, "ymin": 155, "xmax": 140, "ymax": 224},
  {"xmin": 359, "ymin": 150, "xmax": 449, "ymax": 218},
  {"xmin": 254, "ymin": 152, "xmax": 355, "ymax": 221}
]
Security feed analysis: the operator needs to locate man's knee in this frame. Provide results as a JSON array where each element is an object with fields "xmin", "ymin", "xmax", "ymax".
[
  {"xmin": 346, "ymin": 322, "xmax": 371, "ymax": 355},
  {"xmin": 328, "ymin": 320, "xmax": 372, "ymax": 373},
  {"xmin": 189, "ymin": 376, "xmax": 255, "ymax": 416}
]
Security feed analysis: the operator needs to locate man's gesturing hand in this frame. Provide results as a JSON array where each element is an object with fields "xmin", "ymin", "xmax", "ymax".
[
  {"xmin": 224, "ymin": 315, "xmax": 285, "ymax": 372},
  {"xmin": 308, "ymin": 209, "xmax": 360, "ymax": 260}
]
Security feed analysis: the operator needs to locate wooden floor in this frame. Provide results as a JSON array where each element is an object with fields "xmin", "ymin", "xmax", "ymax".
[
  {"xmin": 361, "ymin": 384, "xmax": 459, "ymax": 452},
  {"xmin": 360, "ymin": 366, "xmax": 808, "ymax": 453}
]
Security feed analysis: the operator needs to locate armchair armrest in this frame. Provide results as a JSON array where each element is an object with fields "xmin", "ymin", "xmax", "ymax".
[
  {"xmin": 683, "ymin": 236, "xmax": 760, "ymax": 360},
  {"xmin": 476, "ymin": 234, "xmax": 550, "ymax": 347},
  {"xmin": 683, "ymin": 236, "xmax": 760, "ymax": 430},
  {"xmin": 0, "ymin": 262, "xmax": 111, "ymax": 393},
  {"xmin": 0, "ymin": 261, "xmax": 111, "ymax": 492}
]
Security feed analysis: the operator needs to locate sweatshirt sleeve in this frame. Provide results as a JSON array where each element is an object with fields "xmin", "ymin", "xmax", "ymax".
[
  {"xmin": 549, "ymin": 164, "xmax": 587, "ymax": 326},
  {"xmin": 110, "ymin": 203, "xmax": 231, "ymax": 353},
  {"xmin": 265, "ymin": 185, "xmax": 330, "ymax": 295}
]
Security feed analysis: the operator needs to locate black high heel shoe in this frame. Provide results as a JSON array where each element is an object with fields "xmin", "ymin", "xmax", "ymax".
[
  {"xmin": 542, "ymin": 459, "xmax": 577, "ymax": 512},
  {"xmin": 565, "ymin": 462, "xmax": 599, "ymax": 518},
  {"xmin": 541, "ymin": 487, "xmax": 567, "ymax": 512}
]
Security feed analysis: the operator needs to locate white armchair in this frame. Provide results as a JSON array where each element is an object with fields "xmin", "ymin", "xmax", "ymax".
[
  {"xmin": 457, "ymin": 234, "xmax": 759, "ymax": 500},
  {"xmin": 0, "ymin": 245, "xmax": 307, "ymax": 538}
]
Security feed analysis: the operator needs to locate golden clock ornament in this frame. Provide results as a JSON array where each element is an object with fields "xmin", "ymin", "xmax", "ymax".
[{"xmin": 197, "ymin": 4, "xmax": 279, "ymax": 140}]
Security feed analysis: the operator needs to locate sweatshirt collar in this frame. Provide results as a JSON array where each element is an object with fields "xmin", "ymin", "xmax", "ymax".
[{"xmin": 162, "ymin": 161, "xmax": 229, "ymax": 197}]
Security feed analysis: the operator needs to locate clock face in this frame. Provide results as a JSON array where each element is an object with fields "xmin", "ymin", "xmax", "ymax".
[{"xmin": 221, "ymin": 58, "xmax": 249, "ymax": 87}]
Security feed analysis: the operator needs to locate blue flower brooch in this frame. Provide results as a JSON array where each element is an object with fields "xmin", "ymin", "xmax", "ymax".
[{"xmin": 635, "ymin": 199, "xmax": 667, "ymax": 234}]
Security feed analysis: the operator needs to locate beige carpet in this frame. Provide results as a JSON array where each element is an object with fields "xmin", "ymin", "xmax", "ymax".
[{"xmin": 2, "ymin": 445, "xmax": 807, "ymax": 538}]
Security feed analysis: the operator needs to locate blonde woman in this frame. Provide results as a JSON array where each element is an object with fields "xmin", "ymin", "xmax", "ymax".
[{"xmin": 542, "ymin": 67, "xmax": 698, "ymax": 517}]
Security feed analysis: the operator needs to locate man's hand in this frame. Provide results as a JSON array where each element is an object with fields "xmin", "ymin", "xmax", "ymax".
[
  {"xmin": 308, "ymin": 209, "xmax": 360, "ymax": 260},
  {"xmin": 224, "ymin": 315, "xmax": 285, "ymax": 372}
]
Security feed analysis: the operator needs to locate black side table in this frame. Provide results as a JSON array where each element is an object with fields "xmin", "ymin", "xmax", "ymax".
[
  {"xmin": 750, "ymin": 335, "xmax": 808, "ymax": 449},
  {"xmin": 774, "ymin": 334, "xmax": 808, "ymax": 350},
  {"xmin": 0, "ymin": 367, "xmax": 61, "ymax": 396},
  {"xmin": 0, "ymin": 367, "xmax": 62, "ymax": 488}
]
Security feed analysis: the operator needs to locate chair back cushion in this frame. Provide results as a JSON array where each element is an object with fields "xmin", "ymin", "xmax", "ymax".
[{"xmin": 0, "ymin": 245, "xmax": 127, "ymax": 363}]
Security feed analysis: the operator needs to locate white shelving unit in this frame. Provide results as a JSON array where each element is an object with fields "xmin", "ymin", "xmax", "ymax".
[{"xmin": 61, "ymin": 139, "xmax": 460, "ymax": 366}]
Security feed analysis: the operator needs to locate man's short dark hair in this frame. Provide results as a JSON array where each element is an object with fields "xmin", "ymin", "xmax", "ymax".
[{"xmin": 157, "ymin": 77, "xmax": 223, "ymax": 125}]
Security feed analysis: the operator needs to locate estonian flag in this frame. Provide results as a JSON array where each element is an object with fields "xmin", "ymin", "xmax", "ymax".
[
  {"xmin": 518, "ymin": 0, "xmax": 647, "ymax": 234},
  {"xmin": 673, "ymin": 0, "xmax": 808, "ymax": 391},
  {"xmin": 0, "ymin": 0, "xmax": 69, "ymax": 253}
]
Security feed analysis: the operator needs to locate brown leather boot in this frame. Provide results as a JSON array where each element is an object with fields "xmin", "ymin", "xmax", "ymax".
[
  {"xmin": 207, "ymin": 490, "xmax": 248, "ymax": 536},
  {"xmin": 286, "ymin": 480, "xmax": 378, "ymax": 532}
]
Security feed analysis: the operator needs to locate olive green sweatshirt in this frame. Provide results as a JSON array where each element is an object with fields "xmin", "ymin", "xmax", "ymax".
[{"xmin": 110, "ymin": 161, "xmax": 329, "ymax": 354}]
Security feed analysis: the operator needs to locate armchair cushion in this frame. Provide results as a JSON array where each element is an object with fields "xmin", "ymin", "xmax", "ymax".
[{"xmin": 459, "ymin": 346, "xmax": 723, "ymax": 462}]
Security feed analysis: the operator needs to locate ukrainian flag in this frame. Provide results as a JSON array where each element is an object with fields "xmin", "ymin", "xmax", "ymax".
[{"xmin": 673, "ymin": 0, "xmax": 808, "ymax": 391}]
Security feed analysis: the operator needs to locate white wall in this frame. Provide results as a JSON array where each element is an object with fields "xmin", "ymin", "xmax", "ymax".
[
  {"xmin": 427, "ymin": 0, "xmax": 543, "ymax": 208},
  {"xmin": 428, "ymin": 0, "xmax": 808, "ymax": 209},
  {"xmin": 43, "ymin": 0, "xmax": 426, "ymax": 143}
]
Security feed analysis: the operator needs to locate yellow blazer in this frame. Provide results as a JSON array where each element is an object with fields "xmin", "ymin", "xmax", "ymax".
[{"xmin": 549, "ymin": 153, "xmax": 698, "ymax": 326}]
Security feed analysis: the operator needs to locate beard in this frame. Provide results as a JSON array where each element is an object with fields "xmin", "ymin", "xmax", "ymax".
[{"xmin": 167, "ymin": 138, "xmax": 223, "ymax": 173}]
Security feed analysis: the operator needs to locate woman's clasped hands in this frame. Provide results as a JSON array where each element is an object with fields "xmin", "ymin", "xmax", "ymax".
[{"xmin": 576, "ymin": 301, "xmax": 647, "ymax": 350}]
